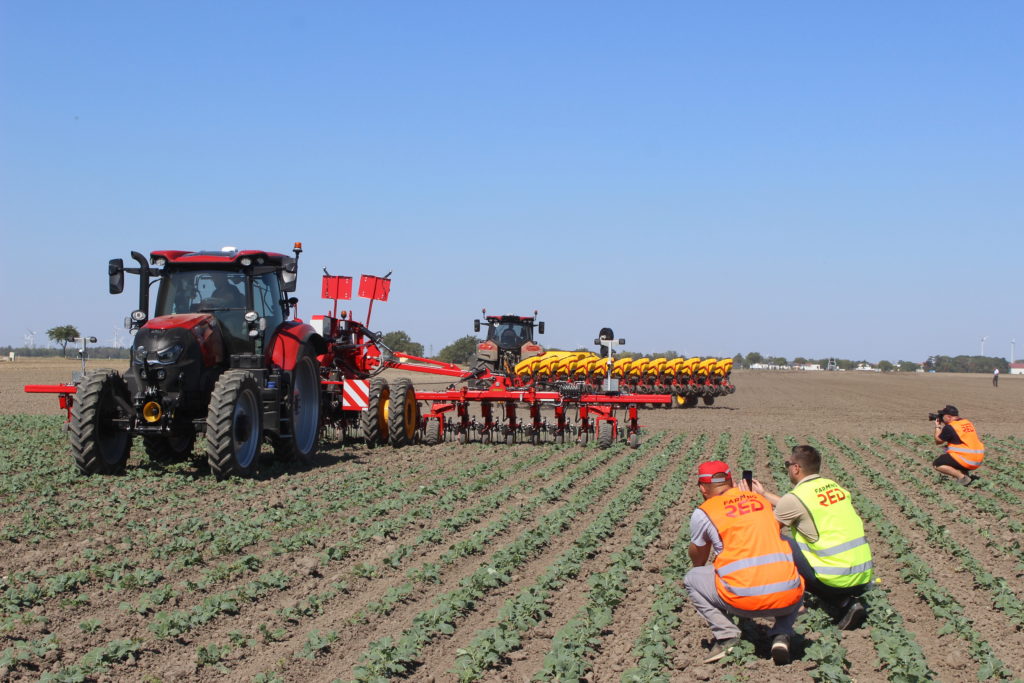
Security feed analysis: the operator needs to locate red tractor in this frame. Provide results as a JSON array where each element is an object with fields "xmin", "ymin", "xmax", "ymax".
[
  {"xmin": 61, "ymin": 244, "xmax": 322, "ymax": 479},
  {"xmin": 470, "ymin": 311, "xmax": 545, "ymax": 387}
]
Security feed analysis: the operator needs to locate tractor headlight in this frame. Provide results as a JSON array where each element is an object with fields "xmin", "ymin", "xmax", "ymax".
[
  {"xmin": 244, "ymin": 311, "xmax": 259, "ymax": 323},
  {"xmin": 151, "ymin": 256, "xmax": 167, "ymax": 267},
  {"xmin": 134, "ymin": 346, "xmax": 149, "ymax": 364},
  {"xmin": 130, "ymin": 310, "xmax": 147, "ymax": 322},
  {"xmin": 153, "ymin": 343, "xmax": 184, "ymax": 364},
  {"xmin": 240, "ymin": 257, "xmax": 252, "ymax": 266}
]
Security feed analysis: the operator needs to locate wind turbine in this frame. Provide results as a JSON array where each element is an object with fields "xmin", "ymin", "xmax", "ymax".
[
  {"xmin": 1012, "ymin": 339, "xmax": 1016, "ymax": 364},
  {"xmin": 111, "ymin": 326, "xmax": 125, "ymax": 349},
  {"xmin": 980, "ymin": 336, "xmax": 988, "ymax": 356},
  {"xmin": 24, "ymin": 329, "xmax": 36, "ymax": 349}
]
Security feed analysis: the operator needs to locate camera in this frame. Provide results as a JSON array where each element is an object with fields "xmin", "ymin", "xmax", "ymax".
[{"xmin": 928, "ymin": 409, "xmax": 947, "ymax": 422}]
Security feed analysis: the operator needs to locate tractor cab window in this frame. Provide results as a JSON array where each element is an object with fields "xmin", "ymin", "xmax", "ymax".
[
  {"xmin": 251, "ymin": 271, "xmax": 284, "ymax": 333},
  {"xmin": 157, "ymin": 270, "xmax": 250, "ymax": 350},
  {"xmin": 491, "ymin": 322, "xmax": 529, "ymax": 348}
]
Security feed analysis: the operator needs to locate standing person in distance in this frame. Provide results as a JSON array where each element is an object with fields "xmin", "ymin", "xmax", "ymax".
[
  {"xmin": 740, "ymin": 445, "xmax": 873, "ymax": 630},
  {"xmin": 993, "ymin": 368, "xmax": 999, "ymax": 387},
  {"xmin": 684, "ymin": 461, "xmax": 804, "ymax": 665},
  {"xmin": 931, "ymin": 404, "xmax": 985, "ymax": 486}
]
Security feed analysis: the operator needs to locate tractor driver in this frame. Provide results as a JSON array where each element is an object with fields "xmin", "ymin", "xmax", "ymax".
[{"xmin": 204, "ymin": 272, "xmax": 245, "ymax": 309}]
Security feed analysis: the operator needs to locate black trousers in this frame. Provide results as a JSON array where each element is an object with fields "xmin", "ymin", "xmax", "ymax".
[{"xmin": 784, "ymin": 536, "xmax": 868, "ymax": 604}]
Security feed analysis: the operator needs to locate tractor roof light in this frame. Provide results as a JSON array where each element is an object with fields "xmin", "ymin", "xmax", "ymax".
[
  {"xmin": 244, "ymin": 311, "xmax": 259, "ymax": 323},
  {"xmin": 151, "ymin": 256, "xmax": 167, "ymax": 267},
  {"xmin": 240, "ymin": 257, "xmax": 252, "ymax": 266},
  {"xmin": 130, "ymin": 310, "xmax": 147, "ymax": 322}
]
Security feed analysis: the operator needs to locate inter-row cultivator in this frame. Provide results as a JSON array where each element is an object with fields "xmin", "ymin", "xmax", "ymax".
[{"xmin": 26, "ymin": 244, "xmax": 733, "ymax": 478}]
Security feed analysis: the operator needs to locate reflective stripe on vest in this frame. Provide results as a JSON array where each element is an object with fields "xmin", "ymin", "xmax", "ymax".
[
  {"xmin": 945, "ymin": 419, "xmax": 985, "ymax": 470},
  {"xmin": 791, "ymin": 478, "xmax": 874, "ymax": 589},
  {"xmin": 700, "ymin": 488, "xmax": 804, "ymax": 611}
]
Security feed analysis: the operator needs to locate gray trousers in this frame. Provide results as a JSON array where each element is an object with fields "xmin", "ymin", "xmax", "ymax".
[{"xmin": 683, "ymin": 565, "xmax": 802, "ymax": 640}]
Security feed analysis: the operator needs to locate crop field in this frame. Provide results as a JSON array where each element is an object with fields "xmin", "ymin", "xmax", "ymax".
[{"xmin": 1, "ymin": 360, "xmax": 1023, "ymax": 681}]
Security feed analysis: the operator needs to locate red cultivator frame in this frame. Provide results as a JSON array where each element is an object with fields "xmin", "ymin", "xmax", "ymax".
[{"xmin": 315, "ymin": 280, "xmax": 671, "ymax": 449}]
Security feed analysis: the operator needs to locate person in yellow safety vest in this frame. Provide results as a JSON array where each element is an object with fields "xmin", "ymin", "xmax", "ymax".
[
  {"xmin": 684, "ymin": 460, "xmax": 804, "ymax": 666},
  {"xmin": 931, "ymin": 404, "xmax": 984, "ymax": 486},
  {"xmin": 741, "ymin": 445, "xmax": 873, "ymax": 631}
]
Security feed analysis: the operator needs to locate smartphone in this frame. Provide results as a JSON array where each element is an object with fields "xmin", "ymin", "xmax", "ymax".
[{"xmin": 742, "ymin": 470, "xmax": 753, "ymax": 488}]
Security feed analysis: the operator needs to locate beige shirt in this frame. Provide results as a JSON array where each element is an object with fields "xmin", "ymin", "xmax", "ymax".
[{"xmin": 775, "ymin": 473, "xmax": 820, "ymax": 542}]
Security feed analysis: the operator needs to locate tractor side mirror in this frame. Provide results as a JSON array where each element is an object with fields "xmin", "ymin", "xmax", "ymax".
[
  {"xmin": 108, "ymin": 259, "xmax": 125, "ymax": 294},
  {"xmin": 473, "ymin": 319, "xmax": 480, "ymax": 333},
  {"xmin": 281, "ymin": 258, "xmax": 298, "ymax": 292},
  {"xmin": 538, "ymin": 322, "xmax": 545, "ymax": 334}
]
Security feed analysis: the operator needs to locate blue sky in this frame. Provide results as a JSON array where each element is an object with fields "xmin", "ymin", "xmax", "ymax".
[{"xmin": 2, "ymin": 2, "xmax": 1021, "ymax": 362}]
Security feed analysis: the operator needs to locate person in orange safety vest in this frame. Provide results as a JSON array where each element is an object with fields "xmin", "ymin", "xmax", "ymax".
[
  {"xmin": 932, "ymin": 404, "xmax": 985, "ymax": 486},
  {"xmin": 684, "ymin": 460, "xmax": 804, "ymax": 666}
]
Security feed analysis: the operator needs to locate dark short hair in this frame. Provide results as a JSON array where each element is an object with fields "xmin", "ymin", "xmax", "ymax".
[{"xmin": 791, "ymin": 445, "xmax": 821, "ymax": 474}]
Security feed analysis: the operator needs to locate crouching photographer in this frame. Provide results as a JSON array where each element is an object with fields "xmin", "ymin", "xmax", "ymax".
[{"xmin": 931, "ymin": 404, "xmax": 985, "ymax": 486}]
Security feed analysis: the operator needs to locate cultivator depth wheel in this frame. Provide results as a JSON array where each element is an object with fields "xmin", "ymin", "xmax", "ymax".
[
  {"xmin": 360, "ymin": 378, "xmax": 390, "ymax": 447},
  {"xmin": 388, "ymin": 378, "xmax": 419, "ymax": 447}
]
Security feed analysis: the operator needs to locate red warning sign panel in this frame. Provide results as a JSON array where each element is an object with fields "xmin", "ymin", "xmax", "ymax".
[
  {"xmin": 321, "ymin": 275, "xmax": 353, "ymax": 300},
  {"xmin": 358, "ymin": 275, "xmax": 391, "ymax": 302}
]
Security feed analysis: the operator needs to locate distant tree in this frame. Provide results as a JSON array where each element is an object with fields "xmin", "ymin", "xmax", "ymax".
[
  {"xmin": 380, "ymin": 331, "xmax": 424, "ymax": 358},
  {"xmin": 745, "ymin": 352, "xmax": 764, "ymax": 366},
  {"xmin": 837, "ymin": 359, "xmax": 857, "ymax": 371},
  {"xmin": 732, "ymin": 353, "xmax": 744, "ymax": 368},
  {"xmin": 47, "ymin": 325, "xmax": 80, "ymax": 358},
  {"xmin": 767, "ymin": 356, "xmax": 789, "ymax": 367},
  {"xmin": 792, "ymin": 357, "xmax": 809, "ymax": 365},
  {"xmin": 897, "ymin": 360, "xmax": 920, "ymax": 372},
  {"xmin": 437, "ymin": 335, "xmax": 480, "ymax": 365},
  {"xmin": 877, "ymin": 360, "xmax": 895, "ymax": 372}
]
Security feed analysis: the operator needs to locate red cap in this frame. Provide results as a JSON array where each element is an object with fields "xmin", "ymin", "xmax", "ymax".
[{"xmin": 698, "ymin": 460, "xmax": 731, "ymax": 483}]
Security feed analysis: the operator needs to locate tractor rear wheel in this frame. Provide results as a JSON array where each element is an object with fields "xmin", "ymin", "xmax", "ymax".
[
  {"xmin": 597, "ymin": 421, "xmax": 613, "ymax": 449},
  {"xmin": 206, "ymin": 370, "xmax": 263, "ymax": 480},
  {"xmin": 143, "ymin": 431, "xmax": 195, "ymax": 464},
  {"xmin": 360, "ymin": 378, "xmax": 389, "ymax": 447},
  {"xmin": 271, "ymin": 346, "xmax": 322, "ymax": 464},
  {"xmin": 702, "ymin": 396, "xmax": 715, "ymax": 406},
  {"xmin": 70, "ymin": 370, "xmax": 132, "ymax": 475},
  {"xmin": 424, "ymin": 418, "xmax": 442, "ymax": 445},
  {"xmin": 388, "ymin": 378, "xmax": 419, "ymax": 447}
]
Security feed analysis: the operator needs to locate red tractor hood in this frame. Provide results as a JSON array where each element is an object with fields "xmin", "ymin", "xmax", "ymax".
[{"xmin": 143, "ymin": 314, "xmax": 214, "ymax": 331}]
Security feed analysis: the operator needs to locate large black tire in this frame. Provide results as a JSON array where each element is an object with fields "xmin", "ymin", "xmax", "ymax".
[
  {"xmin": 206, "ymin": 370, "xmax": 263, "ymax": 480},
  {"xmin": 597, "ymin": 420, "xmax": 614, "ymax": 449},
  {"xmin": 703, "ymin": 395, "xmax": 715, "ymax": 406},
  {"xmin": 361, "ymin": 378, "xmax": 389, "ymax": 447},
  {"xmin": 387, "ymin": 378, "xmax": 418, "ymax": 447},
  {"xmin": 70, "ymin": 370, "xmax": 132, "ymax": 475},
  {"xmin": 142, "ymin": 431, "xmax": 195, "ymax": 464},
  {"xmin": 271, "ymin": 346, "xmax": 322, "ymax": 464}
]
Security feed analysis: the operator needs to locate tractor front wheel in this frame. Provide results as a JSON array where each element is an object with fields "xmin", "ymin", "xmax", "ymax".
[
  {"xmin": 206, "ymin": 371, "xmax": 263, "ymax": 480},
  {"xmin": 70, "ymin": 370, "xmax": 132, "ymax": 475},
  {"xmin": 271, "ymin": 346, "xmax": 322, "ymax": 464},
  {"xmin": 360, "ymin": 378, "xmax": 390, "ymax": 447},
  {"xmin": 702, "ymin": 395, "xmax": 715, "ymax": 406}
]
